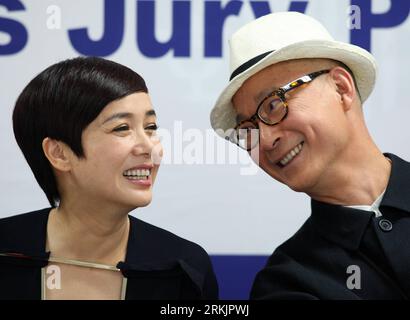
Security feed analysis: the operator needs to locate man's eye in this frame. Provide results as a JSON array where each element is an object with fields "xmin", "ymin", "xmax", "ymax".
[
  {"xmin": 269, "ymin": 99, "xmax": 281, "ymax": 111},
  {"xmin": 113, "ymin": 125, "xmax": 129, "ymax": 132}
]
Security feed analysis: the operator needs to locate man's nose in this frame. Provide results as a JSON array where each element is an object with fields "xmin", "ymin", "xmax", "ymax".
[{"xmin": 258, "ymin": 121, "xmax": 281, "ymax": 151}]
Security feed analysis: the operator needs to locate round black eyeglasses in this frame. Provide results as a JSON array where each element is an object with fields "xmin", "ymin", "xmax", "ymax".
[{"xmin": 229, "ymin": 70, "xmax": 330, "ymax": 151}]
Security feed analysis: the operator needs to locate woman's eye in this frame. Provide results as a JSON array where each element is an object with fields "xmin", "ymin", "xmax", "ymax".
[
  {"xmin": 146, "ymin": 124, "xmax": 158, "ymax": 131},
  {"xmin": 113, "ymin": 125, "xmax": 129, "ymax": 132}
]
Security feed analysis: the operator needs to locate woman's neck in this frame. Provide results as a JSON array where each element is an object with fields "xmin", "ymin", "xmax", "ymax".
[{"xmin": 46, "ymin": 202, "xmax": 130, "ymax": 266}]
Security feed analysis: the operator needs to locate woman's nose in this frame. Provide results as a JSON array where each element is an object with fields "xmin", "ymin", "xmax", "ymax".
[{"xmin": 132, "ymin": 131, "xmax": 156, "ymax": 155}]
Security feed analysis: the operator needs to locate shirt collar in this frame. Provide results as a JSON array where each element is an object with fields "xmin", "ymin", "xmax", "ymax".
[{"xmin": 345, "ymin": 189, "xmax": 385, "ymax": 217}]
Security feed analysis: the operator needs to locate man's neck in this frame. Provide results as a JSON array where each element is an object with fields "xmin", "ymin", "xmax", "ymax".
[{"xmin": 308, "ymin": 149, "xmax": 391, "ymax": 206}]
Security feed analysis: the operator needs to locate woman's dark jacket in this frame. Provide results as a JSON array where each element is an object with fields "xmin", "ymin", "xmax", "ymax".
[{"xmin": 0, "ymin": 209, "xmax": 218, "ymax": 300}]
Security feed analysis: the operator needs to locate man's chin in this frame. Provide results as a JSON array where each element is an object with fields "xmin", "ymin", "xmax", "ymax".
[
  {"xmin": 287, "ymin": 183, "xmax": 308, "ymax": 193},
  {"xmin": 265, "ymin": 170, "xmax": 312, "ymax": 193}
]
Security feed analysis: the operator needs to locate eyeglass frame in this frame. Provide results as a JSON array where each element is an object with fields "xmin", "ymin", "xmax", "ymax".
[{"xmin": 230, "ymin": 69, "xmax": 330, "ymax": 150}]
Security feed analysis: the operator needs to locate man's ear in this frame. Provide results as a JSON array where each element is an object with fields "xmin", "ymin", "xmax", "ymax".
[
  {"xmin": 330, "ymin": 66, "xmax": 356, "ymax": 111},
  {"xmin": 42, "ymin": 137, "xmax": 72, "ymax": 172}
]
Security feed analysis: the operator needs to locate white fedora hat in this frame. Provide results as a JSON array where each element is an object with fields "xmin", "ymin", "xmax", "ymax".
[{"xmin": 210, "ymin": 11, "xmax": 377, "ymax": 138}]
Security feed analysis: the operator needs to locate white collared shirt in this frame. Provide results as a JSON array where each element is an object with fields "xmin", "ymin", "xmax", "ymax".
[{"xmin": 345, "ymin": 190, "xmax": 386, "ymax": 217}]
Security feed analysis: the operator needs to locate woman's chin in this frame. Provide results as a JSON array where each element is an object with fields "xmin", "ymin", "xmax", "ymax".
[{"xmin": 131, "ymin": 196, "xmax": 152, "ymax": 209}]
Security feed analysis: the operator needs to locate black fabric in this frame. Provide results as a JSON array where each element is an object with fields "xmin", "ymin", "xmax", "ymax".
[
  {"xmin": 0, "ymin": 209, "xmax": 218, "ymax": 300},
  {"xmin": 250, "ymin": 153, "xmax": 410, "ymax": 300},
  {"xmin": 229, "ymin": 50, "xmax": 274, "ymax": 81}
]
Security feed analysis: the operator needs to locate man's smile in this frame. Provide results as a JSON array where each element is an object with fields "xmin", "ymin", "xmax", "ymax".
[{"xmin": 275, "ymin": 141, "xmax": 304, "ymax": 168}]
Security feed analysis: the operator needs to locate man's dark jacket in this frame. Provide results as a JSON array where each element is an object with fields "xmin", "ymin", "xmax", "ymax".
[{"xmin": 251, "ymin": 153, "xmax": 410, "ymax": 299}]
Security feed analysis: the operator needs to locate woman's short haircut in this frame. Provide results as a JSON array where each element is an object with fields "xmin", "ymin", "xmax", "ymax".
[{"xmin": 13, "ymin": 57, "xmax": 148, "ymax": 207}]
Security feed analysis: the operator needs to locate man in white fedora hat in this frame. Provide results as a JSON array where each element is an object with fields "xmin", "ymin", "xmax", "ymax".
[{"xmin": 211, "ymin": 12, "xmax": 410, "ymax": 299}]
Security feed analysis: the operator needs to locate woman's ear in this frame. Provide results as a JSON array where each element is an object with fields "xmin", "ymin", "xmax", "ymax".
[
  {"xmin": 330, "ymin": 66, "xmax": 356, "ymax": 112},
  {"xmin": 42, "ymin": 137, "xmax": 72, "ymax": 172}
]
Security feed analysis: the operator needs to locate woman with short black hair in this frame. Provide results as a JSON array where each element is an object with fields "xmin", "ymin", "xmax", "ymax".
[{"xmin": 0, "ymin": 57, "xmax": 218, "ymax": 300}]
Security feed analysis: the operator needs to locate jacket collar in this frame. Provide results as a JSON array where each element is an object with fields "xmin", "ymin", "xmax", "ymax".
[
  {"xmin": 117, "ymin": 216, "xmax": 204, "ymax": 295},
  {"xmin": 0, "ymin": 210, "xmax": 181, "ymax": 271},
  {"xmin": 0, "ymin": 207, "xmax": 50, "ymax": 267},
  {"xmin": 310, "ymin": 153, "xmax": 410, "ymax": 251},
  {"xmin": 380, "ymin": 153, "xmax": 410, "ymax": 212},
  {"xmin": 0, "ymin": 209, "xmax": 203, "ymax": 295}
]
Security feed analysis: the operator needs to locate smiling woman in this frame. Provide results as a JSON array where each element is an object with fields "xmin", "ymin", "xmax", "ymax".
[{"xmin": 0, "ymin": 57, "xmax": 218, "ymax": 300}]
